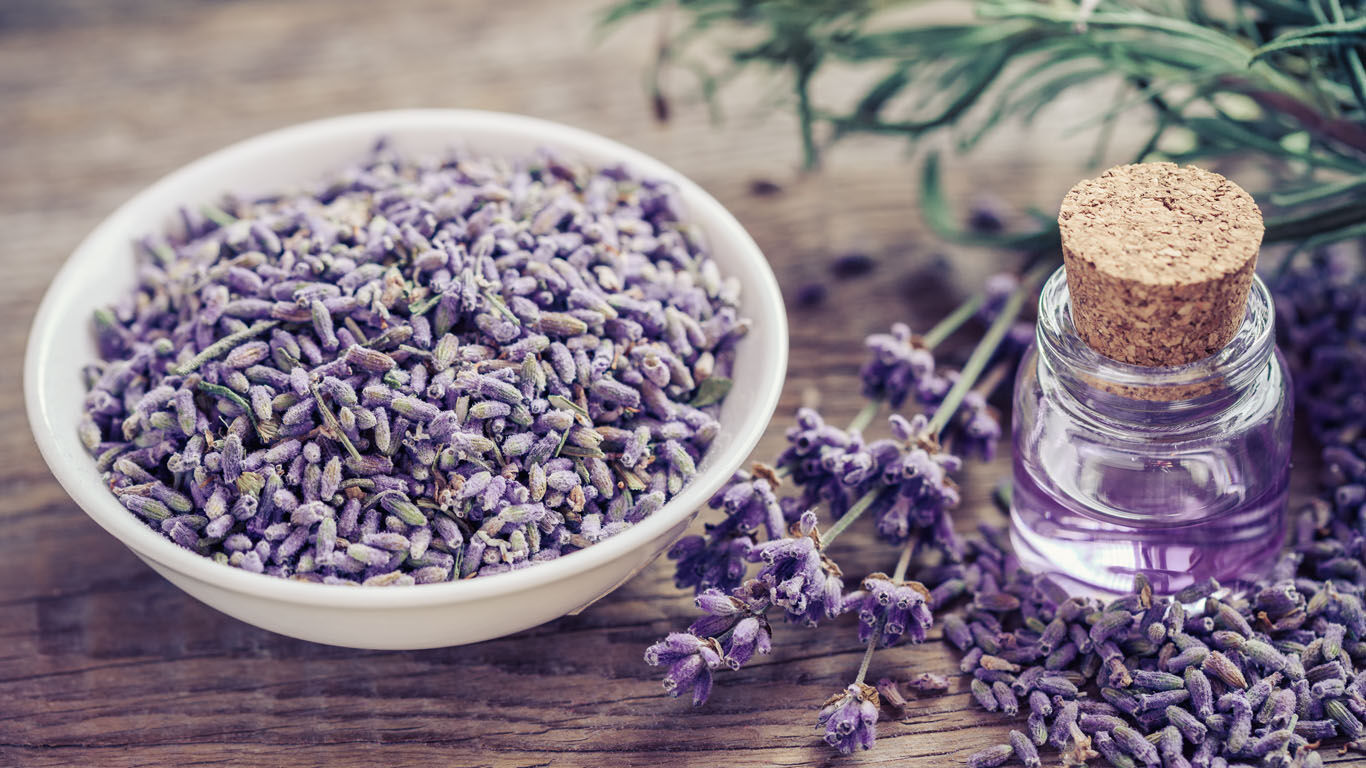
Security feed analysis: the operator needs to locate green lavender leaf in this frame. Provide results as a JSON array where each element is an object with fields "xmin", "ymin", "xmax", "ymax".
[
  {"xmin": 601, "ymin": 0, "xmax": 1366, "ymax": 248},
  {"xmin": 1270, "ymin": 175, "xmax": 1366, "ymax": 206},
  {"xmin": 689, "ymin": 377, "xmax": 733, "ymax": 408}
]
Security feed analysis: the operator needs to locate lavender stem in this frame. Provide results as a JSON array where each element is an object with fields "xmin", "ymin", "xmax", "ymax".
[
  {"xmin": 173, "ymin": 320, "xmax": 279, "ymax": 375},
  {"xmin": 822, "ymin": 486, "xmax": 882, "ymax": 544},
  {"xmin": 847, "ymin": 400, "xmax": 880, "ymax": 433},
  {"xmin": 921, "ymin": 292, "xmax": 985, "ymax": 349},
  {"xmin": 925, "ymin": 264, "xmax": 1048, "ymax": 437},
  {"xmin": 309, "ymin": 382, "xmax": 362, "ymax": 461},
  {"xmin": 853, "ymin": 543, "xmax": 915, "ymax": 686},
  {"xmin": 853, "ymin": 634, "xmax": 878, "ymax": 685},
  {"xmin": 891, "ymin": 539, "xmax": 914, "ymax": 581}
]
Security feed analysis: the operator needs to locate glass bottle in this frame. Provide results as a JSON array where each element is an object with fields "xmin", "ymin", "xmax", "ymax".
[{"xmin": 1010, "ymin": 268, "xmax": 1292, "ymax": 595}]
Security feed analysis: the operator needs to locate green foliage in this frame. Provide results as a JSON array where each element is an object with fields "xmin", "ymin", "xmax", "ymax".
[{"xmin": 603, "ymin": 0, "xmax": 1366, "ymax": 249}]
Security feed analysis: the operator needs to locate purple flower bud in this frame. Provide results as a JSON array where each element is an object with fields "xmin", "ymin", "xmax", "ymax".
[
  {"xmin": 1049, "ymin": 700, "xmax": 1079, "ymax": 749},
  {"xmin": 1035, "ymin": 674, "xmax": 1078, "ymax": 698},
  {"xmin": 967, "ymin": 744, "xmax": 1013, "ymax": 768},
  {"xmin": 1112, "ymin": 725, "xmax": 1160, "ymax": 768},
  {"xmin": 1136, "ymin": 688, "xmax": 1189, "ymax": 712},
  {"xmin": 1028, "ymin": 689, "xmax": 1053, "ymax": 718},
  {"xmin": 1079, "ymin": 714, "xmax": 1126, "ymax": 734},
  {"xmin": 220, "ymin": 433, "xmax": 244, "ymax": 482},
  {"xmin": 1009, "ymin": 729, "xmax": 1041, "ymax": 768},
  {"xmin": 345, "ymin": 345, "xmax": 395, "ymax": 374},
  {"xmin": 1166, "ymin": 705, "xmax": 1207, "ymax": 744},
  {"xmin": 670, "ymin": 533, "xmax": 752, "ymax": 594},
  {"xmin": 860, "ymin": 323, "xmax": 935, "ymax": 408},
  {"xmin": 944, "ymin": 614, "xmax": 973, "ymax": 651},
  {"xmin": 971, "ymin": 678, "xmax": 999, "ymax": 712},
  {"xmin": 1090, "ymin": 610, "xmax": 1134, "ymax": 645},
  {"xmin": 645, "ymin": 633, "xmax": 721, "ymax": 706},
  {"xmin": 1094, "ymin": 731, "xmax": 1136, "ymax": 768},
  {"xmin": 992, "ymin": 681, "xmax": 1019, "ymax": 716},
  {"xmin": 1202, "ymin": 651, "xmax": 1248, "ymax": 689},
  {"xmin": 1133, "ymin": 670, "xmax": 1185, "ymax": 691},
  {"xmin": 904, "ymin": 672, "xmax": 949, "ymax": 693},
  {"xmin": 1325, "ymin": 699, "xmax": 1364, "ymax": 739},
  {"xmin": 816, "ymin": 683, "xmax": 879, "ymax": 755}
]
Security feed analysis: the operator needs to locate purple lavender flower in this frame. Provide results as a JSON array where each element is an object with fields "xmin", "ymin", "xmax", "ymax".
[
  {"xmin": 968, "ymin": 199, "xmax": 1007, "ymax": 235},
  {"xmin": 666, "ymin": 468, "xmax": 793, "ymax": 594},
  {"xmin": 817, "ymin": 683, "xmax": 879, "ymax": 754},
  {"xmin": 644, "ymin": 633, "xmax": 723, "ymax": 705},
  {"xmin": 873, "ymin": 417, "xmax": 962, "ymax": 550},
  {"xmin": 776, "ymin": 408, "xmax": 861, "ymax": 516},
  {"xmin": 829, "ymin": 251, "xmax": 877, "ymax": 279},
  {"xmin": 981, "ymin": 273, "xmax": 1019, "ymax": 323},
  {"xmin": 631, "ymin": 246, "xmax": 1366, "ymax": 761},
  {"xmin": 688, "ymin": 585, "xmax": 759, "ymax": 635},
  {"xmin": 710, "ymin": 469, "xmax": 787, "ymax": 540},
  {"xmin": 844, "ymin": 573, "xmax": 933, "ymax": 647},
  {"xmin": 1276, "ymin": 247, "xmax": 1366, "ymax": 448},
  {"xmin": 668, "ymin": 532, "xmax": 753, "ymax": 594},
  {"xmin": 747, "ymin": 511, "xmax": 843, "ymax": 626},
  {"xmin": 718, "ymin": 615, "xmax": 772, "ymax": 669},
  {"xmin": 953, "ymin": 392, "xmax": 1002, "ymax": 461},
  {"xmin": 687, "ymin": 581, "xmax": 774, "ymax": 667},
  {"xmin": 794, "ymin": 281, "xmax": 827, "ymax": 308},
  {"xmin": 860, "ymin": 323, "xmax": 935, "ymax": 408}
]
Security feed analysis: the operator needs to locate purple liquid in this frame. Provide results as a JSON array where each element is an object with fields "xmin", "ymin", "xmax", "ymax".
[
  {"xmin": 1009, "ymin": 271, "xmax": 1293, "ymax": 597},
  {"xmin": 1010, "ymin": 451, "xmax": 1288, "ymax": 596}
]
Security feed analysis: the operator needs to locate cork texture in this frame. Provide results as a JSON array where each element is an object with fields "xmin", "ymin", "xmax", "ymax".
[{"xmin": 1058, "ymin": 162, "xmax": 1263, "ymax": 367}]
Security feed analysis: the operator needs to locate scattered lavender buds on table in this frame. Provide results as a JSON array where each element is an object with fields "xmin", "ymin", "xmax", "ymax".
[
  {"xmin": 926, "ymin": 490, "xmax": 1366, "ymax": 768},
  {"xmin": 80, "ymin": 140, "xmax": 750, "ymax": 585}
]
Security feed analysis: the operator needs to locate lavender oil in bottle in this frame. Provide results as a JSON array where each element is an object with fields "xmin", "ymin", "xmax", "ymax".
[{"xmin": 1010, "ymin": 163, "xmax": 1292, "ymax": 596}]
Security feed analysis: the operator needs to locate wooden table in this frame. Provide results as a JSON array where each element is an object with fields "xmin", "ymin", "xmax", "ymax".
[{"xmin": 0, "ymin": 2, "xmax": 1338, "ymax": 766}]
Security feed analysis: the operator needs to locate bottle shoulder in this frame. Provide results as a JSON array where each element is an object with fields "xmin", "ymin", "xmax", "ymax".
[{"xmin": 1013, "ymin": 344, "xmax": 1292, "ymax": 447}]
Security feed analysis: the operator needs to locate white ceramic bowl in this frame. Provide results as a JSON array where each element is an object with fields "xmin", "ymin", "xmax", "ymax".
[{"xmin": 25, "ymin": 110, "xmax": 787, "ymax": 649}]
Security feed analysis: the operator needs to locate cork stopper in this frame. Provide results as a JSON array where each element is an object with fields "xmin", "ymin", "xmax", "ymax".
[{"xmin": 1058, "ymin": 162, "xmax": 1263, "ymax": 367}]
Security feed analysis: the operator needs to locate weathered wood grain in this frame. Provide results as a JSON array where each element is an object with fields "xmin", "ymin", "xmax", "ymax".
[{"xmin": 0, "ymin": 1, "xmax": 1345, "ymax": 767}]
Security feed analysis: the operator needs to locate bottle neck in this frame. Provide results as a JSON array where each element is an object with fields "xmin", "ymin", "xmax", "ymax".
[{"xmin": 1035, "ymin": 267, "xmax": 1276, "ymax": 424}]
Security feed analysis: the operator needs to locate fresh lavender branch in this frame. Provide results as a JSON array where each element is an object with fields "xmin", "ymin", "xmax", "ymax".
[
  {"xmin": 853, "ymin": 542, "xmax": 915, "ymax": 686},
  {"xmin": 849, "ymin": 288, "xmax": 984, "ymax": 433},
  {"xmin": 607, "ymin": 0, "xmax": 1366, "ymax": 248},
  {"xmin": 651, "ymin": 271, "xmax": 1021, "ymax": 750}
]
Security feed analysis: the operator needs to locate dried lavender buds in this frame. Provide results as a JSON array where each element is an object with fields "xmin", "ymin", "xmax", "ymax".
[
  {"xmin": 939, "ymin": 511, "xmax": 1366, "ymax": 768},
  {"xmin": 79, "ymin": 141, "xmax": 750, "ymax": 585}
]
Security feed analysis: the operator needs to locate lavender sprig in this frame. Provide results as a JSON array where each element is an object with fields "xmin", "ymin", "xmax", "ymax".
[
  {"xmin": 819, "ymin": 543, "xmax": 921, "ymax": 754},
  {"xmin": 646, "ymin": 270, "xmax": 1042, "ymax": 748}
]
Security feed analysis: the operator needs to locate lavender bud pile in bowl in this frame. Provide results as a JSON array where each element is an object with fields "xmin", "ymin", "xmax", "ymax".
[{"xmin": 25, "ymin": 110, "xmax": 787, "ymax": 649}]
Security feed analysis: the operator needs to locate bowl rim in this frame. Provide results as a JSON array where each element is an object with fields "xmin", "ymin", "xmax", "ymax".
[{"xmin": 24, "ymin": 108, "xmax": 788, "ymax": 609}]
